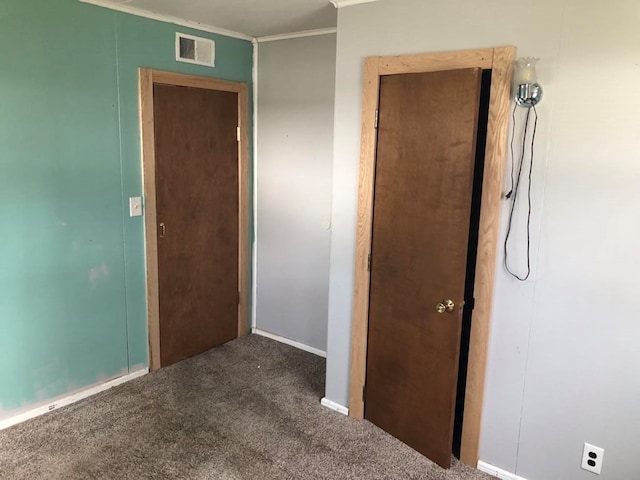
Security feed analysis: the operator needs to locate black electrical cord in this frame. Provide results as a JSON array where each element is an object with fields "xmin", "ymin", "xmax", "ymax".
[{"xmin": 504, "ymin": 105, "xmax": 538, "ymax": 281}]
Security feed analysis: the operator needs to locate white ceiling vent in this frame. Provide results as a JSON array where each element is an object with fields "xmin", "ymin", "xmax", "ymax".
[{"xmin": 175, "ymin": 33, "xmax": 215, "ymax": 67}]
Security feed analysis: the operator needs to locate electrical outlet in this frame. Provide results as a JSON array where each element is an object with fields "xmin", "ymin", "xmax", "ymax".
[{"xmin": 581, "ymin": 443, "xmax": 604, "ymax": 475}]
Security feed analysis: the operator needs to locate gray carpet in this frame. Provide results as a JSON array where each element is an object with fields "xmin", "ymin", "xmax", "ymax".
[{"xmin": 0, "ymin": 335, "xmax": 494, "ymax": 479}]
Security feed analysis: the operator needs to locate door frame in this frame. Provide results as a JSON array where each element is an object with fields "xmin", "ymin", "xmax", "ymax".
[
  {"xmin": 138, "ymin": 68, "xmax": 250, "ymax": 372},
  {"xmin": 348, "ymin": 47, "xmax": 516, "ymax": 466}
]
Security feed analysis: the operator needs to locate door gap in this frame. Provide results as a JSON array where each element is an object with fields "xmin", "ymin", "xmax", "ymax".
[{"xmin": 452, "ymin": 69, "xmax": 493, "ymax": 458}]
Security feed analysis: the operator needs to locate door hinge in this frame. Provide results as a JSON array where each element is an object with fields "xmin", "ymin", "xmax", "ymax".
[
  {"xmin": 362, "ymin": 384, "xmax": 367, "ymax": 402},
  {"xmin": 367, "ymin": 253, "xmax": 372, "ymax": 272},
  {"xmin": 374, "ymin": 109, "xmax": 379, "ymax": 129},
  {"xmin": 236, "ymin": 126, "xmax": 241, "ymax": 142}
]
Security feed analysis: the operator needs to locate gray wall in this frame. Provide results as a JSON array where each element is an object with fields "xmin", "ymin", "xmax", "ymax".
[
  {"xmin": 255, "ymin": 34, "xmax": 337, "ymax": 352},
  {"xmin": 325, "ymin": 1, "xmax": 640, "ymax": 479}
]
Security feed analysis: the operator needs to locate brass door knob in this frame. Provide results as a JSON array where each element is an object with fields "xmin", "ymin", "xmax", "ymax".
[{"xmin": 436, "ymin": 299, "xmax": 455, "ymax": 314}]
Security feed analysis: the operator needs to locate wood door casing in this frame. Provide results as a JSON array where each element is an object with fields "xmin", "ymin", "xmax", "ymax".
[
  {"xmin": 153, "ymin": 84, "xmax": 239, "ymax": 367},
  {"xmin": 348, "ymin": 48, "xmax": 516, "ymax": 466},
  {"xmin": 364, "ymin": 69, "xmax": 482, "ymax": 468}
]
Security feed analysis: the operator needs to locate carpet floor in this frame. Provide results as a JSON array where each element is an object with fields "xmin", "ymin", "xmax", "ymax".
[{"xmin": 0, "ymin": 335, "xmax": 494, "ymax": 479}]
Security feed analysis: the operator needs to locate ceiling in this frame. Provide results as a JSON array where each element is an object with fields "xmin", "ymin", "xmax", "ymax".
[{"xmin": 101, "ymin": 0, "xmax": 339, "ymax": 38}]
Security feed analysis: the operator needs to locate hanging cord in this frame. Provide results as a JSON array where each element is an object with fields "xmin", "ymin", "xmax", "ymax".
[{"xmin": 504, "ymin": 105, "xmax": 538, "ymax": 281}]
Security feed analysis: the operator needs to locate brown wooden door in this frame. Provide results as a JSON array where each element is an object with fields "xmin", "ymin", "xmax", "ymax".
[
  {"xmin": 153, "ymin": 84, "xmax": 239, "ymax": 367},
  {"xmin": 364, "ymin": 69, "xmax": 482, "ymax": 468}
]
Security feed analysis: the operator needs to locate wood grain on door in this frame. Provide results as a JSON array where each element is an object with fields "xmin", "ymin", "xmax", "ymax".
[
  {"xmin": 153, "ymin": 84, "xmax": 239, "ymax": 367},
  {"xmin": 365, "ymin": 68, "xmax": 482, "ymax": 468}
]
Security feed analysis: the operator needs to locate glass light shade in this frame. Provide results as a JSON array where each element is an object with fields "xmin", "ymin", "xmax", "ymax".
[{"xmin": 513, "ymin": 57, "xmax": 539, "ymax": 85}]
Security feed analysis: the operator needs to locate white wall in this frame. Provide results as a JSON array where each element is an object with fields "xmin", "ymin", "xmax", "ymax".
[
  {"xmin": 325, "ymin": 1, "xmax": 640, "ymax": 479},
  {"xmin": 255, "ymin": 34, "xmax": 337, "ymax": 351}
]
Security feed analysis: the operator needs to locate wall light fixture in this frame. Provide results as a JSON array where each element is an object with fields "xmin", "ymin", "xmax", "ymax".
[
  {"xmin": 514, "ymin": 57, "xmax": 543, "ymax": 108},
  {"xmin": 504, "ymin": 57, "xmax": 543, "ymax": 281}
]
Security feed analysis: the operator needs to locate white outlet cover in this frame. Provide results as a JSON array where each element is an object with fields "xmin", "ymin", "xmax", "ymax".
[
  {"xmin": 581, "ymin": 442, "xmax": 604, "ymax": 475},
  {"xmin": 129, "ymin": 197, "xmax": 143, "ymax": 217}
]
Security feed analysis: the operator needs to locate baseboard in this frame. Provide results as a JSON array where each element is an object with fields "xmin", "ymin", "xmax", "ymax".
[
  {"xmin": 251, "ymin": 328, "xmax": 327, "ymax": 358},
  {"xmin": 0, "ymin": 368, "xmax": 149, "ymax": 431},
  {"xmin": 477, "ymin": 461, "xmax": 528, "ymax": 480},
  {"xmin": 321, "ymin": 397, "xmax": 349, "ymax": 416}
]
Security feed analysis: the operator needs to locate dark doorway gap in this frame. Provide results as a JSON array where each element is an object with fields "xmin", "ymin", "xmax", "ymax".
[{"xmin": 452, "ymin": 68, "xmax": 493, "ymax": 458}]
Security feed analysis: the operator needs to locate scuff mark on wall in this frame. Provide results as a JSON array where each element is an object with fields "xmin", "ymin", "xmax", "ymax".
[{"xmin": 89, "ymin": 264, "xmax": 109, "ymax": 285}]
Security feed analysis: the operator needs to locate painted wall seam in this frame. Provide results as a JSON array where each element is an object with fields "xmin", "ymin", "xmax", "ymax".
[{"xmin": 113, "ymin": 7, "xmax": 132, "ymax": 373}]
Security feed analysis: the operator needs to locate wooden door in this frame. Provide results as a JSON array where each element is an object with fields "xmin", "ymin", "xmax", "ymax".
[
  {"xmin": 364, "ymin": 69, "xmax": 482, "ymax": 468},
  {"xmin": 153, "ymin": 84, "xmax": 239, "ymax": 367}
]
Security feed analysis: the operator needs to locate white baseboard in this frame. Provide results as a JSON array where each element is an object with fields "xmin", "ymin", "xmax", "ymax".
[
  {"xmin": 321, "ymin": 397, "xmax": 349, "ymax": 416},
  {"xmin": 252, "ymin": 328, "xmax": 327, "ymax": 358},
  {"xmin": 477, "ymin": 461, "xmax": 528, "ymax": 480},
  {"xmin": 0, "ymin": 368, "xmax": 149, "ymax": 431}
]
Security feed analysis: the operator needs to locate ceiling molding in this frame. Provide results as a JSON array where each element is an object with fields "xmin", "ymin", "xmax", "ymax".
[
  {"xmin": 79, "ymin": 0, "xmax": 254, "ymax": 41},
  {"xmin": 257, "ymin": 27, "xmax": 337, "ymax": 43},
  {"xmin": 329, "ymin": 0, "xmax": 380, "ymax": 8}
]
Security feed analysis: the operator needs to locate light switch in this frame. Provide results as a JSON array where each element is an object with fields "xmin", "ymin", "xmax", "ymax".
[{"xmin": 129, "ymin": 197, "xmax": 143, "ymax": 217}]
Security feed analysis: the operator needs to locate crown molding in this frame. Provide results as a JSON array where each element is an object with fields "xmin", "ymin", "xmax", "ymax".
[
  {"xmin": 79, "ymin": 0, "xmax": 254, "ymax": 41},
  {"xmin": 257, "ymin": 28, "xmax": 337, "ymax": 43},
  {"xmin": 330, "ymin": 0, "xmax": 380, "ymax": 8}
]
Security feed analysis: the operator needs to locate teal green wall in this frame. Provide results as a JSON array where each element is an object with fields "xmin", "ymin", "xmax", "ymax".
[{"xmin": 0, "ymin": 0, "xmax": 253, "ymax": 415}]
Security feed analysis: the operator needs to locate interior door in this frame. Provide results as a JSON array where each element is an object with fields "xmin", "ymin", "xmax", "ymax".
[
  {"xmin": 153, "ymin": 84, "xmax": 239, "ymax": 367},
  {"xmin": 364, "ymin": 68, "xmax": 482, "ymax": 468}
]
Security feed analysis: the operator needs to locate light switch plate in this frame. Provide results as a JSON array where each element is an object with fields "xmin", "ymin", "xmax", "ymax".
[{"xmin": 129, "ymin": 197, "xmax": 143, "ymax": 217}]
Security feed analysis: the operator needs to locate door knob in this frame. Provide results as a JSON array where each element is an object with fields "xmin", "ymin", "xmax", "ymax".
[
  {"xmin": 159, "ymin": 222, "xmax": 166, "ymax": 238},
  {"xmin": 436, "ymin": 299, "xmax": 455, "ymax": 314}
]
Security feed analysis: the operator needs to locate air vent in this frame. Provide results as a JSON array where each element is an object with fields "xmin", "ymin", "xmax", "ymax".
[{"xmin": 175, "ymin": 33, "xmax": 215, "ymax": 67}]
